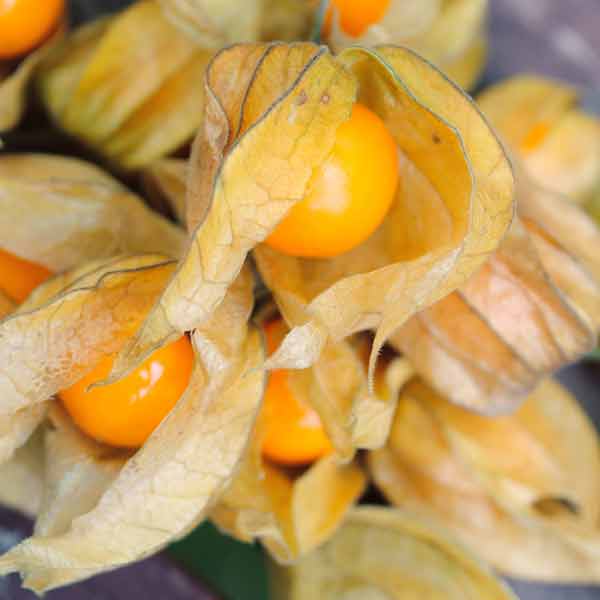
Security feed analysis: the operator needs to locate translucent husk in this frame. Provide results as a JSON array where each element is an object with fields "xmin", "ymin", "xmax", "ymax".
[
  {"xmin": 0, "ymin": 33, "xmax": 60, "ymax": 133},
  {"xmin": 36, "ymin": 1, "xmax": 214, "ymax": 169},
  {"xmin": 270, "ymin": 506, "xmax": 518, "ymax": 599},
  {"xmin": 105, "ymin": 42, "xmax": 513, "ymax": 394},
  {"xmin": 0, "ymin": 154, "xmax": 185, "ymax": 270},
  {"xmin": 141, "ymin": 158, "xmax": 188, "ymax": 225},
  {"xmin": 325, "ymin": 0, "xmax": 488, "ymax": 90},
  {"xmin": 0, "ymin": 267, "xmax": 267, "ymax": 593},
  {"xmin": 478, "ymin": 76, "xmax": 600, "ymax": 206},
  {"xmin": 369, "ymin": 378, "xmax": 600, "ymax": 582}
]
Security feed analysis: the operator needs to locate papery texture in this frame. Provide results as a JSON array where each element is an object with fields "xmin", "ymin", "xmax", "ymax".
[
  {"xmin": 110, "ymin": 42, "xmax": 512, "ymax": 389},
  {"xmin": 36, "ymin": 1, "xmax": 213, "ymax": 169},
  {"xmin": 142, "ymin": 158, "xmax": 188, "ymax": 225},
  {"xmin": 370, "ymin": 378, "xmax": 600, "ymax": 581},
  {"xmin": 325, "ymin": 0, "xmax": 488, "ymax": 90},
  {"xmin": 0, "ymin": 268, "xmax": 266, "ymax": 592},
  {"xmin": 270, "ymin": 506, "xmax": 517, "ymax": 599},
  {"xmin": 0, "ymin": 154, "xmax": 185, "ymax": 270}
]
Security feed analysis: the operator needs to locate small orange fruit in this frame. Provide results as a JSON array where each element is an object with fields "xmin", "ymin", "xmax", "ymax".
[
  {"xmin": 265, "ymin": 102, "xmax": 398, "ymax": 258},
  {"xmin": 60, "ymin": 336, "xmax": 194, "ymax": 448},
  {"xmin": 0, "ymin": 248, "xmax": 52, "ymax": 303},
  {"xmin": 0, "ymin": 0, "xmax": 65, "ymax": 59},
  {"xmin": 261, "ymin": 317, "xmax": 332, "ymax": 466},
  {"xmin": 323, "ymin": 0, "xmax": 390, "ymax": 38}
]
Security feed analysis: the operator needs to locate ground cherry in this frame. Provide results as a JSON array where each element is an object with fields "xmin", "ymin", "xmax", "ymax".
[
  {"xmin": 0, "ymin": 248, "xmax": 52, "ymax": 303},
  {"xmin": 60, "ymin": 336, "xmax": 194, "ymax": 449},
  {"xmin": 261, "ymin": 318, "xmax": 332, "ymax": 466},
  {"xmin": 323, "ymin": 0, "xmax": 390, "ymax": 38},
  {"xmin": 265, "ymin": 102, "xmax": 398, "ymax": 258},
  {"xmin": 520, "ymin": 121, "xmax": 551, "ymax": 153},
  {"xmin": 0, "ymin": 0, "xmax": 64, "ymax": 59}
]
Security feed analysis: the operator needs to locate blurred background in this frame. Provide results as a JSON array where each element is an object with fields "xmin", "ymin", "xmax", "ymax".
[{"xmin": 1, "ymin": 0, "xmax": 599, "ymax": 598}]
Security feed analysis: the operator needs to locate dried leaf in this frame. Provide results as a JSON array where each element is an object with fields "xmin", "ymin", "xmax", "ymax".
[
  {"xmin": 325, "ymin": 0, "xmax": 488, "ymax": 89},
  {"xmin": 0, "ymin": 255, "xmax": 176, "ymax": 416},
  {"xmin": 110, "ymin": 42, "xmax": 512, "ymax": 390},
  {"xmin": 0, "ymin": 154, "xmax": 185, "ymax": 270},
  {"xmin": 370, "ymin": 378, "xmax": 600, "ymax": 581},
  {"xmin": 270, "ymin": 506, "xmax": 517, "ymax": 599},
  {"xmin": 159, "ymin": 0, "xmax": 264, "ymax": 47},
  {"xmin": 0, "ymin": 431, "xmax": 44, "ymax": 518},
  {"xmin": 37, "ymin": 1, "xmax": 213, "ymax": 169},
  {"xmin": 392, "ymin": 218, "xmax": 595, "ymax": 413},
  {"xmin": 0, "ymin": 268, "xmax": 266, "ymax": 592}
]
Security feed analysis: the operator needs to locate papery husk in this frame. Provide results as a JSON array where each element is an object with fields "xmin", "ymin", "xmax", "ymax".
[
  {"xmin": 369, "ymin": 378, "xmax": 600, "ymax": 582},
  {"xmin": 108, "ymin": 42, "xmax": 513, "ymax": 392},
  {"xmin": 325, "ymin": 0, "xmax": 488, "ymax": 90},
  {"xmin": 36, "ymin": 1, "xmax": 213, "ymax": 169},
  {"xmin": 0, "ymin": 255, "xmax": 176, "ymax": 416},
  {"xmin": 159, "ymin": 0, "xmax": 264, "ymax": 46},
  {"xmin": 260, "ymin": 0, "xmax": 314, "ymax": 42},
  {"xmin": 0, "ymin": 154, "xmax": 185, "ymax": 270},
  {"xmin": 141, "ymin": 158, "xmax": 188, "ymax": 225},
  {"xmin": 270, "ymin": 506, "xmax": 517, "ymax": 599},
  {"xmin": 0, "ymin": 431, "xmax": 44, "ymax": 518},
  {"xmin": 0, "ymin": 267, "xmax": 266, "ymax": 592},
  {"xmin": 392, "ymin": 216, "xmax": 595, "ymax": 413},
  {"xmin": 478, "ymin": 75, "xmax": 600, "ymax": 206},
  {"xmin": 0, "ymin": 33, "xmax": 60, "ymax": 133}
]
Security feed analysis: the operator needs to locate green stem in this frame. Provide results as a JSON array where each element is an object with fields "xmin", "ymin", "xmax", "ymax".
[{"xmin": 311, "ymin": 0, "xmax": 331, "ymax": 44}]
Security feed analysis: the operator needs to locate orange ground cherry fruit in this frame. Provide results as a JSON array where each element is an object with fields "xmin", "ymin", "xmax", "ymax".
[
  {"xmin": 0, "ymin": 248, "xmax": 52, "ymax": 303},
  {"xmin": 261, "ymin": 317, "xmax": 332, "ymax": 466},
  {"xmin": 520, "ymin": 121, "xmax": 552, "ymax": 153},
  {"xmin": 265, "ymin": 102, "xmax": 399, "ymax": 258},
  {"xmin": 60, "ymin": 336, "xmax": 194, "ymax": 449},
  {"xmin": 323, "ymin": 0, "xmax": 391, "ymax": 38},
  {"xmin": 0, "ymin": 0, "xmax": 64, "ymax": 59}
]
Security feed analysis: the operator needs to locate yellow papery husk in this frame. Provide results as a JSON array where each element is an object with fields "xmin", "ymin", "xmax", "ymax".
[
  {"xmin": 326, "ymin": 0, "xmax": 488, "ymax": 90},
  {"xmin": 36, "ymin": 0, "xmax": 213, "ymax": 170},
  {"xmin": 141, "ymin": 158, "xmax": 188, "ymax": 225},
  {"xmin": 0, "ymin": 33, "xmax": 60, "ymax": 133},
  {"xmin": 105, "ymin": 41, "xmax": 513, "ymax": 394},
  {"xmin": 0, "ymin": 267, "xmax": 267, "ymax": 593},
  {"xmin": 270, "ymin": 506, "xmax": 517, "ymax": 599},
  {"xmin": 478, "ymin": 75, "xmax": 600, "ymax": 207},
  {"xmin": 392, "ymin": 213, "xmax": 596, "ymax": 414},
  {"xmin": 369, "ymin": 378, "xmax": 600, "ymax": 582},
  {"xmin": 0, "ymin": 153, "xmax": 185, "ymax": 271}
]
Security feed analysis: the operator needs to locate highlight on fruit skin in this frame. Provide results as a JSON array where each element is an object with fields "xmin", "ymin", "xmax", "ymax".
[
  {"xmin": 0, "ymin": 248, "xmax": 52, "ymax": 303},
  {"xmin": 60, "ymin": 335, "xmax": 194, "ymax": 448},
  {"xmin": 265, "ymin": 102, "xmax": 399, "ymax": 258},
  {"xmin": 261, "ymin": 317, "xmax": 332, "ymax": 465},
  {"xmin": 0, "ymin": 0, "xmax": 64, "ymax": 59}
]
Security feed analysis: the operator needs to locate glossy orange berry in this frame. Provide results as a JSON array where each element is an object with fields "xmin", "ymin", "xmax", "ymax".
[
  {"xmin": 60, "ymin": 336, "xmax": 194, "ymax": 448},
  {"xmin": 261, "ymin": 318, "xmax": 332, "ymax": 466},
  {"xmin": 0, "ymin": 0, "xmax": 64, "ymax": 59},
  {"xmin": 265, "ymin": 102, "xmax": 398, "ymax": 258},
  {"xmin": 323, "ymin": 0, "xmax": 390, "ymax": 38},
  {"xmin": 0, "ymin": 248, "xmax": 52, "ymax": 303}
]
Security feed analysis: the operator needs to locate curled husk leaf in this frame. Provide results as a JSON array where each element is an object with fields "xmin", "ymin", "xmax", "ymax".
[
  {"xmin": 211, "ymin": 310, "xmax": 413, "ymax": 562},
  {"xmin": 325, "ymin": 0, "xmax": 489, "ymax": 90},
  {"xmin": 478, "ymin": 75, "xmax": 600, "ymax": 206},
  {"xmin": 392, "ymin": 215, "xmax": 596, "ymax": 413},
  {"xmin": 0, "ymin": 154, "xmax": 185, "ymax": 270},
  {"xmin": 107, "ymin": 42, "xmax": 513, "ymax": 391},
  {"xmin": 0, "ymin": 34, "xmax": 59, "ymax": 133},
  {"xmin": 369, "ymin": 378, "xmax": 600, "ymax": 582},
  {"xmin": 36, "ymin": 1, "xmax": 213, "ymax": 169},
  {"xmin": 0, "ymin": 267, "xmax": 266, "ymax": 592},
  {"xmin": 270, "ymin": 506, "xmax": 517, "ymax": 599}
]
